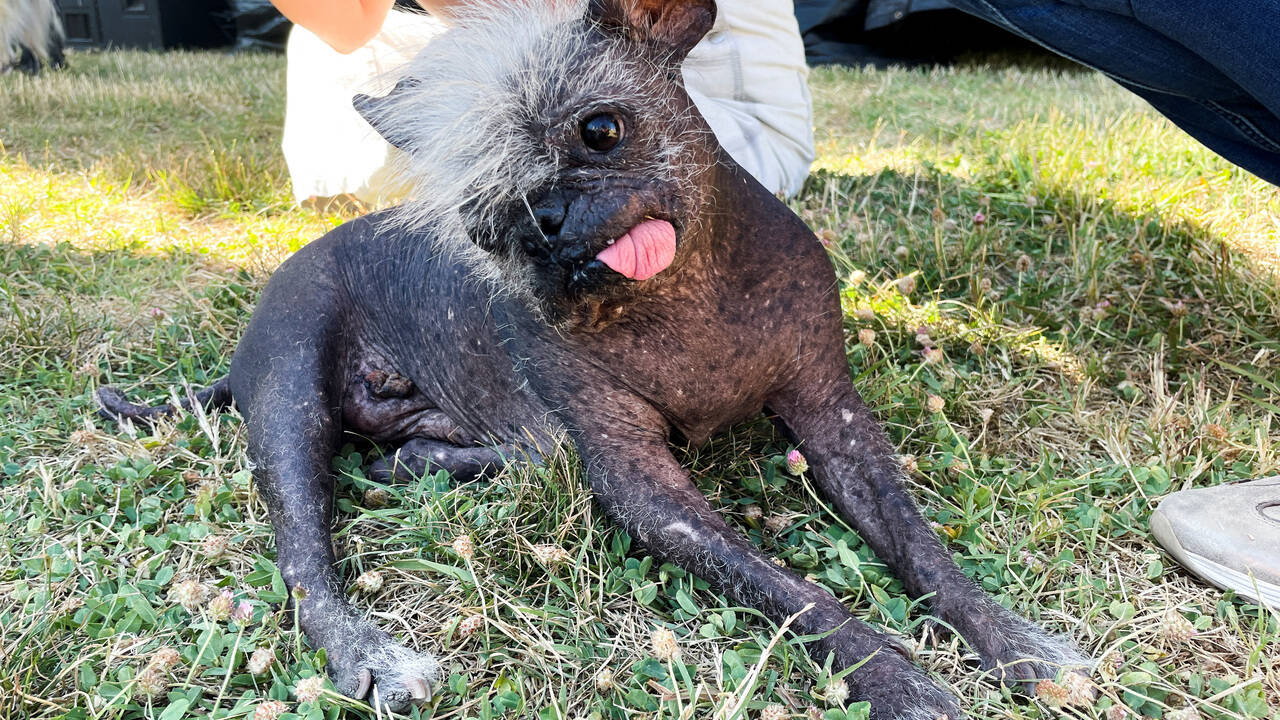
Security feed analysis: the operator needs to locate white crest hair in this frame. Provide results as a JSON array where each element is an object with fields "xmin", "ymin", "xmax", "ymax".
[
  {"xmin": 0, "ymin": 0, "xmax": 62, "ymax": 65},
  {"xmin": 364, "ymin": 0, "xmax": 711, "ymax": 302}
]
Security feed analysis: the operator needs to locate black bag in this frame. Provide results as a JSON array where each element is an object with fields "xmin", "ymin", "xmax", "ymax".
[
  {"xmin": 229, "ymin": 0, "xmax": 292, "ymax": 52},
  {"xmin": 795, "ymin": 0, "xmax": 1028, "ymax": 67}
]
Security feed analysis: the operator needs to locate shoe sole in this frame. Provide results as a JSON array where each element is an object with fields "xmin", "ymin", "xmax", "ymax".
[{"xmin": 1151, "ymin": 510, "xmax": 1280, "ymax": 609}]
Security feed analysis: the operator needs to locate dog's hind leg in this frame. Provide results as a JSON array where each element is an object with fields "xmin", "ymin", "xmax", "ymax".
[
  {"xmin": 230, "ymin": 260, "xmax": 438, "ymax": 712},
  {"xmin": 368, "ymin": 437, "xmax": 510, "ymax": 483},
  {"xmin": 770, "ymin": 378, "xmax": 1091, "ymax": 694},
  {"xmin": 579, "ymin": 432, "xmax": 963, "ymax": 720},
  {"xmin": 243, "ymin": 389, "xmax": 438, "ymax": 710}
]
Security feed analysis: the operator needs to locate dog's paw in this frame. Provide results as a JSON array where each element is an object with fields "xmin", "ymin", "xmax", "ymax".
[
  {"xmin": 328, "ymin": 633, "xmax": 440, "ymax": 712},
  {"xmin": 953, "ymin": 597, "xmax": 1093, "ymax": 696}
]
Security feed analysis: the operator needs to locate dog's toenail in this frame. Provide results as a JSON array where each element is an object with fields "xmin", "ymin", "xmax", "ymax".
[
  {"xmin": 356, "ymin": 668, "xmax": 372, "ymax": 699},
  {"xmin": 408, "ymin": 677, "xmax": 431, "ymax": 703}
]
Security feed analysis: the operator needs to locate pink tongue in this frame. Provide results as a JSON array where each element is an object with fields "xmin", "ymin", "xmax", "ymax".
[{"xmin": 595, "ymin": 219, "xmax": 676, "ymax": 281}]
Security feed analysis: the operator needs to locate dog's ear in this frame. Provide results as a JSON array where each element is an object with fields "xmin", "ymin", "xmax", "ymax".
[
  {"xmin": 353, "ymin": 75, "xmax": 422, "ymax": 151},
  {"xmin": 587, "ymin": 0, "xmax": 716, "ymax": 62}
]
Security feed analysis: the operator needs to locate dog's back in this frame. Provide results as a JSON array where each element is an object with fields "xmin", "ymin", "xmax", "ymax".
[{"xmin": 230, "ymin": 211, "xmax": 559, "ymax": 452}]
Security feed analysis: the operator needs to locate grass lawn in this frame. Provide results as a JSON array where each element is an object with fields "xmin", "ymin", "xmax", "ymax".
[{"xmin": 2, "ymin": 47, "xmax": 1278, "ymax": 720}]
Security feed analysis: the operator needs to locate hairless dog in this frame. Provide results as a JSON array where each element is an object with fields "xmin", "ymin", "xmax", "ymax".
[{"xmin": 100, "ymin": 0, "xmax": 1091, "ymax": 716}]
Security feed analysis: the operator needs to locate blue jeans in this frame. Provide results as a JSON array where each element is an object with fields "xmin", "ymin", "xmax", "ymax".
[{"xmin": 945, "ymin": 0, "xmax": 1280, "ymax": 186}]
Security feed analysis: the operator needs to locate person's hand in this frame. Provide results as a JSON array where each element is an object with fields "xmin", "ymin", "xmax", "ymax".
[
  {"xmin": 270, "ymin": 0, "xmax": 399, "ymax": 54},
  {"xmin": 271, "ymin": 0, "xmax": 551, "ymax": 55}
]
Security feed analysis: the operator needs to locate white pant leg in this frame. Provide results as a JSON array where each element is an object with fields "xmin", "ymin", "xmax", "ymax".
[
  {"xmin": 281, "ymin": 11, "xmax": 445, "ymax": 204},
  {"xmin": 281, "ymin": 2, "xmax": 814, "ymax": 204},
  {"xmin": 684, "ymin": 0, "xmax": 815, "ymax": 197}
]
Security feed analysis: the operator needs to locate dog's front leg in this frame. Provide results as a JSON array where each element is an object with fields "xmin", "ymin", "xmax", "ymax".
[
  {"xmin": 580, "ymin": 434, "xmax": 962, "ymax": 720},
  {"xmin": 768, "ymin": 377, "xmax": 1091, "ymax": 690}
]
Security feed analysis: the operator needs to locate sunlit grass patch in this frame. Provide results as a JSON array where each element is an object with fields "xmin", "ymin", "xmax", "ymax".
[
  {"xmin": 809, "ymin": 65, "xmax": 1280, "ymax": 272},
  {"xmin": 1, "ymin": 159, "xmax": 328, "ymax": 266},
  {"xmin": 0, "ymin": 50, "xmax": 291, "ymax": 214}
]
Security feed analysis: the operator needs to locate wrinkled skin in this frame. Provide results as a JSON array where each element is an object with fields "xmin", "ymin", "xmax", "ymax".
[{"xmin": 99, "ymin": 0, "xmax": 1090, "ymax": 716}]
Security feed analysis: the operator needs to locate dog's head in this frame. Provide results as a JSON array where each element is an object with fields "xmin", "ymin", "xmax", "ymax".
[{"xmin": 356, "ymin": 0, "xmax": 719, "ymax": 329}]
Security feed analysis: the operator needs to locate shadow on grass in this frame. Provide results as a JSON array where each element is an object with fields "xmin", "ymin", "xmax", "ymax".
[
  {"xmin": 797, "ymin": 165, "xmax": 1280, "ymax": 391},
  {"xmin": 0, "ymin": 239, "xmax": 250, "ymax": 437}
]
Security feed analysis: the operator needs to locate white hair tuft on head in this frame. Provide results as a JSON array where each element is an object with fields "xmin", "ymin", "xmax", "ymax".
[{"xmin": 354, "ymin": 0, "xmax": 710, "ymax": 304}]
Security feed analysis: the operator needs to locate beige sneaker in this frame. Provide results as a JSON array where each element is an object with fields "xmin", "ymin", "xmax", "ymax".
[{"xmin": 1150, "ymin": 477, "xmax": 1280, "ymax": 607}]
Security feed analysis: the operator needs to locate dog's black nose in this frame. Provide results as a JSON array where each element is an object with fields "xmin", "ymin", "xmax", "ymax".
[
  {"xmin": 530, "ymin": 190, "xmax": 568, "ymax": 236},
  {"xmin": 534, "ymin": 203, "xmax": 565, "ymax": 236}
]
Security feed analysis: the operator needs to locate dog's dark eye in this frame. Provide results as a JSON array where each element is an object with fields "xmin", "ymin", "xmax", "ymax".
[{"xmin": 580, "ymin": 113, "xmax": 623, "ymax": 152}]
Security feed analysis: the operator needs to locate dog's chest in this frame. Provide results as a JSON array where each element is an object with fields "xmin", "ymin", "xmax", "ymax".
[{"xmin": 585, "ymin": 298, "xmax": 796, "ymax": 444}]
